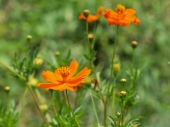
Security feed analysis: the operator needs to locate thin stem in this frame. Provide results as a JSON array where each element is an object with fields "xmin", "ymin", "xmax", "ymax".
[
  {"xmin": 108, "ymin": 25, "xmax": 119, "ymax": 88},
  {"xmin": 0, "ymin": 61, "xmax": 49, "ymax": 126},
  {"xmin": 91, "ymin": 21, "xmax": 99, "ymax": 49},
  {"xmin": 0, "ymin": 61, "xmax": 25, "ymax": 81},
  {"xmin": 50, "ymin": 93, "xmax": 57, "ymax": 115},
  {"xmin": 65, "ymin": 90, "xmax": 80, "ymax": 127},
  {"xmin": 104, "ymin": 100, "xmax": 108, "ymax": 127},
  {"xmin": 104, "ymin": 25, "xmax": 119, "ymax": 127},
  {"xmin": 27, "ymin": 83, "xmax": 49, "ymax": 127},
  {"xmin": 131, "ymin": 48, "xmax": 136, "ymax": 89},
  {"xmin": 89, "ymin": 90, "xmax": 100, "ymax": 126},
  {"xmin": 86, "ymin": 20, "xmax": 90, "ymax": 49},
  {"xmin": 111, "ymin": 82, "xmax": 117, "ymax": 116},
  {"xmin": 18, "ymin": 87, "xmax": 28, "ymax": 118},
  {"xmin": 121, "ymin": 99, "xmax": 124, "ymax": 124}
]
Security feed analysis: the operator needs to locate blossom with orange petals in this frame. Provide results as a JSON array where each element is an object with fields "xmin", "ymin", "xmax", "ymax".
[
  {"xmin": 37, "ymin": 60, "xmax": 91, "ymax": 92},
  {"xmin": 79, "ymin": 7, "xmax": 103, "ymax": 23},
  {"xmin": 103, "ymin": 4, "xmax": 140, "ymax": 26}
]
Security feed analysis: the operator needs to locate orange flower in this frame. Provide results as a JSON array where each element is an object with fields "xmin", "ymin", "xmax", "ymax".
[
  {"xmin": 79, "ymin": 7, "xmax": 103, "ymax": 23},
  {"xmin": 37, "ymin": 60, "xmax": 91, "ymax": 92},
  {"xmin": 103, "ymin": 4, "xmax": 140, "ymax": 26}
]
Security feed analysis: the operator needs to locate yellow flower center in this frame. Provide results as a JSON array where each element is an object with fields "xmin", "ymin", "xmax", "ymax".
[
  {"xmin": 58, "ymin": 66, "xmax": 70, "ymax": 77},
  {"xmin": 116, "ymin": 4, "xmax": 125, "ymax": 14}
]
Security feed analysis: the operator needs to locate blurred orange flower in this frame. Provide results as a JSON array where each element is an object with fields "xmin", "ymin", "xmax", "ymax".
[
  {"xmin": 103, "ymin": 4, "xmax": 140, "ymax": 26},
  {"xmin": 37, "ymin": 60, "xmax": 91, "ymax": 92},
  {"xmin": 79, "ymin": 7, "xmax": 103, "ymax": 23}
]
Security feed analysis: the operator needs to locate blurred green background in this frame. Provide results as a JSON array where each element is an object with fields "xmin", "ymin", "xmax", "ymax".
[{"xmin": 0, "ymin": 0, "xmax": 170, "ymax": 127}]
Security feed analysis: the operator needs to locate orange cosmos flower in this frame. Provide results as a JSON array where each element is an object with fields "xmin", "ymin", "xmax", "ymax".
[
  {"xmin": 79, "ymin": 6, "xmax": 103, "ymax": 23},
  {"xmin": 37, "ymin": 60, "xmax": 91, "ymax": 92},
  {"xmin": 103, "ymin": 4, "xmax": 140, "ymax": 26}
]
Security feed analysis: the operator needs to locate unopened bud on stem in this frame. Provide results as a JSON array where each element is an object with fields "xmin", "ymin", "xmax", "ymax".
[
  {"xmin": 131, "ymin": 41, "xmax": 138, "ymax": 49},
  {"xmin": 27, "ymin": 35, "xmax": 32, "ymax": 42},
  {"xmin": 83, "ymin": 10, "xmax": 90, "ymax": 18}
]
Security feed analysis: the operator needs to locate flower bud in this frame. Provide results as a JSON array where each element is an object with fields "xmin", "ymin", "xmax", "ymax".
[
  {"xmin": 82, "ymin": 76, "xmax": 92, "ymax": 84},
  {"xmin": 83, "ymin": 10, "xmax": 90, "ymax": 18},
  {"xmin": 113, "ymin": 63, "xmax": 121, "ymax": 75},
  {"xmin": 55, "ymin": 51, "xmax": 60, "ymax": 56},
  {"xmin": 4, "ymin": 86, "xmax": 10, "ymax": 94},
  {"xmin": 88, "ymin": 34, "xmax": 93, "ymax": 42},
  {"xmin": 39, "ymin": 104, "xmax": 48, "ymax": 112},
  {"xmin": 120, "ymin": 78, "xmax": 126, "ymax": 86},
  {"xmin": 131, "ymin": 41, "xmax": 138, "ymax": 49},
  {"xmin": 120, "ymin": 91, "xmax": 127, "ymax": 99},
  {"xmin": 117, "ymin": 112, "xmax": 121, "ymax": 117},
  {"xmin": 28, "ymin": 76, "xmax": 38, "ymax": 87},
  {"xmin": 27, "ymin": 35, "xmax": 32, "ymax": 42},
  {"xmin": 33, "ymin": 58, "xmax": 43, "ymax": 67}
]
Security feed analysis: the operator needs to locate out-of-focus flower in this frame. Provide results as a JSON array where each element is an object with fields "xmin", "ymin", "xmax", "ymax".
[
  {"xmin": 79, "ymin": 7, "xmax": 103, "ymax": 23},
  {"xmin": 38, "ymin": 60, "xmax": 91, "ymax": 92},
  {"xmin": 103, "ymin": 4, "xmax": 140, "ymax": 26}
]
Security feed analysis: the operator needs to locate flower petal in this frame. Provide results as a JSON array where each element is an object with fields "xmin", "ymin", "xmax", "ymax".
[
  {"xmin": 42, "ymin": 71, "xmax": 62, "ymax": 83},
  {"xmin": 67, "ymin": 60, "xmax": 78, "ymax": 79},
  {"xmin": 69, "ymin": 67, "xmax": 91, "ymax": 83},
  {"xmin": 124, "ymin": 9, "xmax": 136, "ymax": 15},
  {"xmin": 119, "ymin": 20, "xmax": 131, "ymax": 26},
  {"xmin": 37, "ymin": 83, "xmax": 59, "ymax": 89},
  {"xmin": 134, "ymin": 18, "xmax": 140, "ymax": 25},
  {"xmin": 50, "ymin": 83, "xmax": 77, "ymax": 91},
  {"xmin": 79, "ymin": 13, "xmax": 86, "ymax": 20}
]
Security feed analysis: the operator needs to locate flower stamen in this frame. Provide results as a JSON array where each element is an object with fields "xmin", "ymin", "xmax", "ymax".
[
  {"xmin": 116, "ymin": 4, "xmax": 125, "ymax": 14},
  {"xmin": 58, "ymin": 66, "xmax": 70, "ymax": 77}
]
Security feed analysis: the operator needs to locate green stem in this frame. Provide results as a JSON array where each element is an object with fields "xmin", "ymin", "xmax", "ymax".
[
  {"xmin": 89, "ymin": 90, "xmax": 100, "ymax": 126},
  {"xmin": 111, "ymin": 82, "xmax": 117, "ymax": 116},
  {"xmin": 65, "ymin": 90, "xmax": 80, "ymax": 127},
  {"xmin": 51, "ymin": 93, "xmax": 57, "ymax": 115},
  {"xmin": 0, "ymin": 61, "xmax": 49, "ymax": 126},
  {"xmin": 18, "ymin": 87, "xmax": 28, "ymax": 118},
  {"xmin": 0, "ymin": 61, "xmax": 25, "ymax": 81},
  {"xmin": 86, "ymin": 20, "xmax": 90, "ymax": 49},
  {"xmin": 27, "ymin": 83, "xmax": 49, "ymax": 127},
  {"xmin": 105, "ymin": 25, "xmax": 119, "ymax": 127},
  {"xmin": 91, "ymin": 21, "xmax": 99, "ymax": 49},
  {"xmin": 131, "ymin": 48, "xmax": 136, "ymax": 89},
  {"xmin": 108, "ymin": 25, "xmax": 119, "ymax": 89},
  {"xmin": 104, "ymin": 100, "xmax": 108, "ymax": 127},
  {"xmin": 121, "ymin": 99, "xmax": 124, "ymax": 124}
]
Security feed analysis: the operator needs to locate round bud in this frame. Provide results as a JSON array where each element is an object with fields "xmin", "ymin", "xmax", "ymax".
[
  {"xmin": 55, "ymin": 51, "xmax": 60, "ymax": 56},
  {"xmin": 120, "ymin": 91, "xmax": 127, "ymax": 99},
  {"xmin": 27, "ymin": 35, "xmax": 32, "ymax": 42},
  {"xmin": 83, "ymin": 10, "xmax": 90, "ymax": 18},
  {"xmin": 39, "ymin": 104, "xmax": 48, "ymax": 112},
  {"xmin": 88, "ymin": 34, "xmax": 93, "ymax": 42},
  {"xmin": 113, "ymin": 63, "xmax": 121, "ymax": 75},
  {"xmin": 33, "ymin": 58, "xmax": 43, "ymax": 67},
  {"xmin": 131, "ymin": 41, "xmax": 138, "ymax": 49},
  {"xmin": 117, "ymin": 112, "xmax": 121, "ymax": 117},
  {"xmin": 4, "ymin": 86, "xmax": 10, "ymax": 94},
  {"xmin": 120, "ymin": 78, "xmax": 127, "ymax": 87}
]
